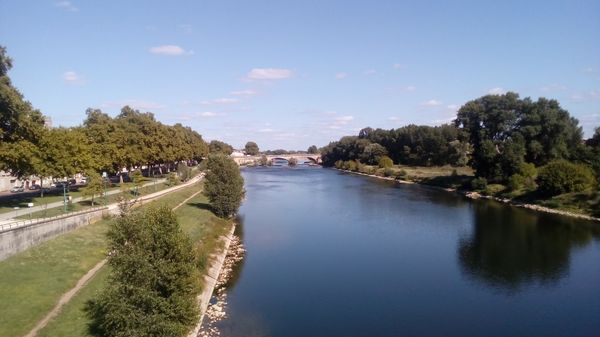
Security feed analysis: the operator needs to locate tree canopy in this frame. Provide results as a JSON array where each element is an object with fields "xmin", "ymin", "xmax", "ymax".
[
  {"xmin": 204, "ymin": 154, "xmax": 245, "ymax": 218},
  {"xmin": 244, "ymin": 141, "xmax": 259, "ymax": 155}
]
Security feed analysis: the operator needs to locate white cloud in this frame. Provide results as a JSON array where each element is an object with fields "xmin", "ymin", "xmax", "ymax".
[
  {"xmin": 247, "ymin": 68, "xmax": 292, "ymax": 80},
  {"xmin": 421, "ymin": 99, "xmax": 442, "ymax": 107},
  {"xmin": 202, "ymin": 98, "xmax": 239, "ymax": 105},
  {"xmin": 487, "ymin": 87, "xmax": 506, "ymax": 95},
  {"xmin": 363, "ymin": 69, "xmax": 377, "ymax": 75},
  {"xmin": 258, "ymin": 128, "xmax": 275, "ymax": 133},
  {"xmin": 63, "ymin": 71, "xmax": 84, "ymax": 85},
  {"xmin": 199, "ymin": 111, "xmax": 217, "ymax": 117},
  {"xmin": 393, "ymin": 63, "xmax": 406, "ymax": 69},
  {"xmin": 149, "ymin": 45, "xmax": 191, "ymax": 56},
  {"xmin": 583, "ymin": 67, "xmax": 597, "ymax": 74},
  {"xmin": 335, "ymin": 115, "xmax": 354, "ymax": 123},
  {"xmin": 589, "ymin": 89, "xmax": 600, "ymax": 98},
  {"xmin": 405, "ymin": 85, "xmax": 416, "ymax": 91},
  {"xmin": 446, "ymin": 104, "xmax": 459, "ymax": 111},
  {"xmin": 230, "ymin": 89, "xmax": 257, "ymax": 96},
  {"xmin": 55, "ymin": 1, "xmax": 78, "ymax": 12},
  {"xmin": 102, "ymin": 99, "xmax": 165, "ymax": 110},
  {"xmin": 335, "ymin": 72, "xmax": 348, "ymax": 79}
]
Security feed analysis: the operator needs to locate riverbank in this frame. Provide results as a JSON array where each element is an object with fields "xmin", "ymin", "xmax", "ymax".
[
  {"xmin": 187, "ymin": 223, "xmax": 236, "ymax": 337},
  {"xmin": 335, "ymin": 168, "xmax": 600, "ymax": 223}
]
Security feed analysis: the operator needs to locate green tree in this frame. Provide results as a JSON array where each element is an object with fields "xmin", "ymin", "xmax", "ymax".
[
  {"xmin": 0, "ymin": 46, "xmax": 47, "ymax": 178},
  {"xmin": 360, "ymin": 143, "xmax": 388, "ymax": 165},
  {"xmin": 87, "ymin": 206, "xmax": 200, "ymax": 337},
  {"xmin": 208, "ymin": 140, "xmax": 233, "ymax": 155},
  {"xmin": 81, "ymin": 171, "xmax": 104, "ymax": 206},
  {"xmin": 288, "ymin": 157, "xmax": 298, "ymax": 166},
  {"xmin": 307, "ymin": 145, "xmax": 318, "ymax": 154},
  {"xmin": 244, "ymin": 141, "xmax": 259, "ymax": 155},
  {"xmin": 378, "ymin": 155, "xmax": 393, "ymax": 168},
  {"xmin": 537, "ymin": 160, "xmax": 596, "ymax": 196},
  {"xmin": 204, "ymin": 154, "xmax": 245, "ymax": 218},
  {"xmin": 177, "ymin": 162, "xmax": 191, "ymax": 181}
]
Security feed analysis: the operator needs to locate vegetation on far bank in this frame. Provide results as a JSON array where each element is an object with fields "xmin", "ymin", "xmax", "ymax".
[{"xmin": 323, "ymin": 92, "xmax": 600, "ymax": 218}]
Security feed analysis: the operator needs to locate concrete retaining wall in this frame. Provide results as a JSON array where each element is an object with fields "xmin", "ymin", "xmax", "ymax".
[{"xmin": 0, "ymin": 208, "xmax": 108, "ymax": 261}]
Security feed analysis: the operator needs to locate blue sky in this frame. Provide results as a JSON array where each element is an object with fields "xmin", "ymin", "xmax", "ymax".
[{"xmin": 1, "ymin": 0, "xmax": 599, "ymax": 150}]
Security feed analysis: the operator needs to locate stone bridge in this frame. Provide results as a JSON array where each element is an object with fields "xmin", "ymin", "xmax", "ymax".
[{"xmin": 232, "ymin": 154, "xmax": 321, "ymax": 166}]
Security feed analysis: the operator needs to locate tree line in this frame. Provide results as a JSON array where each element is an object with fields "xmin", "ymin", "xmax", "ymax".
[
  {"xmin": 0, "ymin": 46, "xmax": 217, "ymax": 186},
  {"xmin": 321, "ymin": 92, "xmax": 600, "ymax": 196}
]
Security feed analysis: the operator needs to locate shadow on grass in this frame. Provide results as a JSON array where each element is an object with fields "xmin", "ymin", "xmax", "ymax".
[
  {"xmin": 188, "ymin": 202, "xmax": 213, "ymax": 212},
  {"xmin": 420, "ymin": 174, "xmax": 473, "ymax": 189}
]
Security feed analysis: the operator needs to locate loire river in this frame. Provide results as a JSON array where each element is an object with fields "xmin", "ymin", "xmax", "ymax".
[{"xmin": 214, "ymin": 167, "xmax": 600, "ymax": 337}]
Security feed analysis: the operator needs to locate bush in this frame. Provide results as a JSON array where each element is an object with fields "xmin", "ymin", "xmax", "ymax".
[
  {"xmin": 167, "ymin": 172, "xmax": 180, "ymax": 186},
  {"xmin": 537, "ymin": 160, "xmax": 597, "ymax": 196},
  {"xmin": 378, "ymin": 156, "xmax": 393, "ymax": 168},
  {"xmin": 177, "ymin": 162, "xmax": 191, "ymax": 181},
  {"xmin": 395, "ymin": 169, "xmax": 408, "ymax": 179},
  {"xmin": 384, "ymin": 168, "xmax": 395, "ymax": 177},
  {"xmin": 471, "ymin": 177, "xmax": 488, "ymax": 191},
  {"xmin": 344, "ymin": 160, "xmax": 358, "ymax": 171},
  {"xmin": 484, "ymin": 184, "xmax": 506, "ymax": 196},
  {"xmin": 87, "ymin": 206, "xmax": 199, "ymax": 337},
  {"xmin": 334, "ymin": 160, "xmax": 344, "ymax": 169},
  {"xmin": 204, "ymin": 154, "xmax": 245, "ymax": 218}
]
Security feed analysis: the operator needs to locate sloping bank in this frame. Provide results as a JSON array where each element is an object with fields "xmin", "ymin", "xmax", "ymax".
[
  {"xmin": 187, "ymin": 224, "xmax": 236, "ymax": 337},
  {"xmin": 335, "ymin": 168, "xmax": 600, "ymax": 223}
]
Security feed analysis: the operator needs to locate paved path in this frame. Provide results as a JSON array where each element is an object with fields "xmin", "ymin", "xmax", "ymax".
[
  {"xmin": 0, "ymin": 179, "xmax": 166, "ymax": 222},
  {"xmin": 22, "ymin": 176, "xmax": 204, "ymax": 337}
]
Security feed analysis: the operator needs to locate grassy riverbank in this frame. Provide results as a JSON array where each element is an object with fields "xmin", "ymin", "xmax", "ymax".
[
  {"xmin": 34, "ymin": 187, "xmax": 232, "ymax": 337},
  {"xmin": 336, "ymin": 164, "xmax": 600, "ymax": 220},
  {"xmin": 0, "ymin": 183, "xmax": 200, "ymax": 337}
]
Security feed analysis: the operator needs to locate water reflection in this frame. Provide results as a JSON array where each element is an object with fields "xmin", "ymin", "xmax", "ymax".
[{"xmin": 459, "ymin": 200, "xmax": 600, "ymax": 291}]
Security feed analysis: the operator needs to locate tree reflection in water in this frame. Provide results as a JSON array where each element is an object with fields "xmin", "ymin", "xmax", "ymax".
[{"xmin": 459, "ymin": 200, "xmax": 600, "ymax": 291}]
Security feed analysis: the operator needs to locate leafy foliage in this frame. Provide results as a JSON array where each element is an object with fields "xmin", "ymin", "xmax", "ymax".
[
  {"xmin": 208, "ymin": 140, "xmax": 233, "ymax": 155},
  {"xmin": 204, "ymin": 154, "xmax": 245, "ymax": 218},
  {"xmin": 81, "ymin": 171, "xmax": 104, "ymax": 206},
  {"xmin": 378, "ymin": 156, "xmax": 393, "ymax": 168},
  {"xmin": 244, "ymin": 141, "xmax": 259, "ymax": 155},
  {"xmin": 307, "ymin": 145, "xmax": 318, "ymax": 154},
  {"xmin": 537, "ymin": 160, "xmax": 597, "ymax": 196},
  {"xmin": 87, "ymin": 206, "xmax": 200, "ymax": 337}
]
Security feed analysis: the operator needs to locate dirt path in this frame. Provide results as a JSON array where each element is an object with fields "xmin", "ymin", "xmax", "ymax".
[{"xmin": 23, "ymin": 188, "xmax": 204, "ymax": 337}]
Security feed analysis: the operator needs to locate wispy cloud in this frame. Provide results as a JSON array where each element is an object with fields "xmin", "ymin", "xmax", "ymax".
[
  {"xmin": 258, "ymin": 128, "xmax": 275, "ymax": 133},
  {"xmin": 421, "ymin": 99, "xmax": 442, "ymax": 107},
  {"xmin": 230, "ymin": 89, "xmax": 257, "ymax": 96},
  {"xmin": 55, "ymin": 1, "xmax": 78, "ymax": 12},
  {"xmin": 148, "ymin": 45, "xmax": 193, "ymax": 56},
  {"xmin": 363, "ymin": 69, "xmax": 377, "ymax": 76},
  {"xmin": 247, "ymin": 68, "xmax": 292, "ymax": 80},
  {"xmin": 570, "ymin": 90, "xmax": 600, "ymax": 102},
  {"xmin": 102, "ymin": 99, "xmax": 166, "ymax": 111},
  {"xmin": 199, "ymin": 111, "xmax": 217, "ymax": 117},
  {"xmin": 583, "ymin": 67, "xmax": 597, "ymax": 74},
  {"xmin": 335, "ymin": 72, "xmax": 348, "ymax": 79},
  {"xmin": 393, "ymin": 63, "xmax": 406, "ymax": 69},
  {"xmin": 63, "ymin": 71, "xmax": 84, "ymax": 85},
  {"xmin": 201, "ymin": 98, "xmax": 239, "ymax": 105},
  {"xmin": 487, "ymin": 87, "xmax": 506, "ymax": 95}
]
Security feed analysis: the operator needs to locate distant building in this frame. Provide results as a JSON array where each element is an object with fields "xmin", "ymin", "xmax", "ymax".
[{"xmin": 231, "ymin": 150, "xmax": 245, "ymax": 157}]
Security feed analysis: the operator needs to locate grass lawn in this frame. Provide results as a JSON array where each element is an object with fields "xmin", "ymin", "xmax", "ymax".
[
  {"xmin": 15, "ymin": 182, "xmax": 172, "ymax": 220},
  {"xmin": 35, "ymin": 184, "xmax": 231, "ymax": 337},
  {"xmin": 0, "ymin": 182, "xmax": 202, "ymax": 337}
]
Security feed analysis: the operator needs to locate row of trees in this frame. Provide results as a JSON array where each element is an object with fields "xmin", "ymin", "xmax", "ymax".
[
  {"xmin": 321, "ymin": 124, "xmax": 469, "ymax": 167},
  {"xmin": 0, "ymin": 46, "xmax": 232, "ymax": 188},
  {"xmin": 321, "ymin": 92, "xmax": 600, "ymax": 196}
]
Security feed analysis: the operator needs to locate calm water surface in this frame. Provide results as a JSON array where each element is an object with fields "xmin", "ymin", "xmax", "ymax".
[{"xmin": 216, "ymin": 167, "xmax": 600, "ymax": 337}]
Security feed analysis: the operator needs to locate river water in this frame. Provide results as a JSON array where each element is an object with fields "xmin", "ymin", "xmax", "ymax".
[{"xmin": 214, "ymin": 167, "xmax": 600, "ymax": 337}]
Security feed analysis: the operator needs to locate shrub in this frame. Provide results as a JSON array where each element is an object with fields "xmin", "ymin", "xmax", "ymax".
[
  {"xmin": 334, "ymin": 160, "xmax": 344, "ymax": 169},
  {"xmin": 484, "ymin": 183, "xmax": 506, "ymax": 196},
  {"xmin": 87, "ymin": 206, "xmax": 199, "ymax": 337},
  {"xmin": 378, "ymin": 156, "xmax": 393, "ymax": 168},
  {"xmin": 384, "ymin": 168, "xmax": 395, "ymax": 177},
  {"xmin": 395, "ymin": 169, "xmax": 408, "ymax": 179},
  {"xmin": 204, "ymin": 154, "xmax": 245, "ymax": 218},
  {"xmin": 177, "ymin": 162, "xmax": 191, "ymax": 181},
  {"xmin": 471, "ymin": 177, "xmax": 488, "ymax": 191},
  {"xmin": 167, "ymin": 172, "xmax": 180, "ymax": 186},
  {"xmin": 537, "ymin": 160, "xmax": 597, "ymax": 196},
  {"xmin": 344, "ymin": 160, "xmax": 358, "ymax": 171}
]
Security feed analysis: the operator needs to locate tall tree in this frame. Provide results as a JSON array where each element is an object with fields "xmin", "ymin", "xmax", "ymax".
[
  {"xmin": 244, "ymin": 141, "xmax": 259, "ymax": 155},
  {"xmin": 307, "ymin": 145, "xmax": 318, "ymax": 154},
  {"xmin": 0, "ymin": 46, "xmax": 47, "ymax": 177},
  {"xmin": 204, "ymin": 154, "xmax": 245, "ymax": 218},
  {"xmin": 208, "ymin": 140, "xmax": 233, "ymax": 155},
  {"xmin": 88, "ymin": 206, "xmax": 200, "ymax": 337}
]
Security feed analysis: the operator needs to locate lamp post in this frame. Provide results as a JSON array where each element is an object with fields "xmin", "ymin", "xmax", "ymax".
[{"xmin": 63, "ymin": 183, "xmax": 67, "ymax": 213}]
